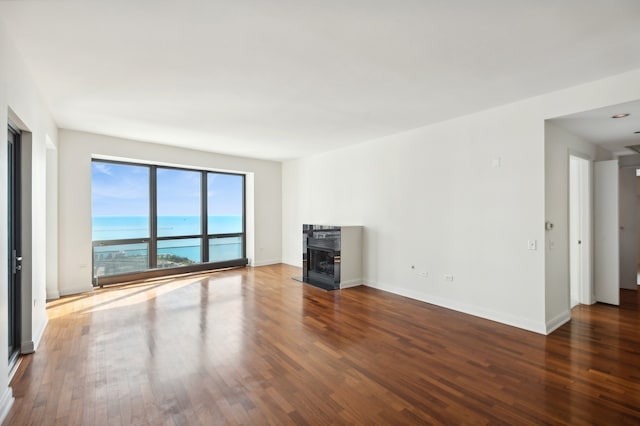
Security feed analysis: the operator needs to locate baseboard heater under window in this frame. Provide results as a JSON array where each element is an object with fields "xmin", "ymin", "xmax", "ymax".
[{"xmin": 93, "ymin": 258, "xmax": 248, "ymax": 287}]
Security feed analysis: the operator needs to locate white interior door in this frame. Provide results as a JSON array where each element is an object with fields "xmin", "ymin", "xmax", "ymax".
[
  {"xmin": 569, "ymin": 156, "xmax": 591, "ymax": 306},
  {"xmin": 618, "ymin": 167, "xmax": 638, "ymax": 290},
  {"xmin": 569, "ymin": 158, "xmax": 580, "ymax": 307},
  {"xmin": 594, "ymin": 160, "xmax": 620, "ymax": 305}
]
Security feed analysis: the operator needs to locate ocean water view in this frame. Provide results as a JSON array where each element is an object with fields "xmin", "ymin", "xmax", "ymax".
[
  {"xmin": 93, "ymin": 215, "xmax": 243, "ymax": 240},
  {"xmin": 92, "ymin": 216, "xmax": 243, "ymax": 276}
]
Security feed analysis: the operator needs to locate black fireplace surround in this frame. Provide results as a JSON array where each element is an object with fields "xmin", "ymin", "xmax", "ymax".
[{"xmin": 302, "ymin": 225, "xmax": 341, "ymax": 290}]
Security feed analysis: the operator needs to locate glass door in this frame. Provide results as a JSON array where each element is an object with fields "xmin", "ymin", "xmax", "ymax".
[{"xmin": 7, "ymin": 125, "xmax": 21, "ymax": 366}]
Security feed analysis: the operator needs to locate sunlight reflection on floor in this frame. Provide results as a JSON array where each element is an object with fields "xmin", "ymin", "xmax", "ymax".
[{"xmin": 47, "ymin": 272, "xmax": 218, "ymax": 319}]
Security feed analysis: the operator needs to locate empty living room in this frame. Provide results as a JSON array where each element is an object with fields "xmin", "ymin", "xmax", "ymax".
[{"xmin": 2, "ymin": 1, "xmax": 640, "ymax": 424}]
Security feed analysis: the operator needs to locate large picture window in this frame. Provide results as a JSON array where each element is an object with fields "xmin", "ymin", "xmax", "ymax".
[{"xmin": 92, "ymin": 160, "xmax": 246, "ymax": 285}]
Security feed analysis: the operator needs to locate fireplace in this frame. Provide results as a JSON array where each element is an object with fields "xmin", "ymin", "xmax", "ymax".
[{"xmin": 301, "ymin": 224, "xmax": 362, "ymax": 290}]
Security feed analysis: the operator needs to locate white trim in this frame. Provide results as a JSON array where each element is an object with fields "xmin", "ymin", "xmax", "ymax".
[
  {"xmin": 46, "ymin": 290, "xmax": 60, "ymax": 300},
  {"xmin": 546, "ymin": 310, "xmax": 571, "ymax": 335},
  {"xmin": 91, "ymin": 153, "xmax": 249, "ymax": 176},
  {"xmin": 59, "ymin": 285, "xmax": 93, "ymax": 297},
  {"xmin": 340, "ymin": 279, "xmax": 363, "ymax": 289},
  {"xmin": 0, "ymin": 387, "xmax": 14, "ymax": 424},
  {"xmin": 32, "ymin": 316, "xmax": 48, "ymax": 351},
  {"xmin": 8, "ymin": 356, "xmax": 21, "ymax": 383},
  {"xmin": 365, "ymin": 279, "xmax": 547, "ymax": 335}
]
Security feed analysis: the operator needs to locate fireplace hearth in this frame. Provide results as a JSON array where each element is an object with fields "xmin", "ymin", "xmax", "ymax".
[{"xmin": 300, "ymin": 224, "xmax": 362, "ymax": 290}]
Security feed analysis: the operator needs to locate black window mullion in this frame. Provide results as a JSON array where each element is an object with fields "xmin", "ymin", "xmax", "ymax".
[
  {"xmin": 94, "ymin": 238, "xmax": 149, "ymax": 246},
  {"xmin": 149, "ymin": 165, "xmax": 157, "ymax": 269},
  {"xmin": 157, "ymin": 234, "xmax": 204, "ymax": 241},
  {"xmin": 242, "ymin": 174, "xmax": 246, "ymax": 259},
  {"xmin": 201, "ymin": 171, "xmax": 208, "ymax": 263},
  {"xmin": 206, "ymin": 232, "xmax": 244, "ymax": 239}
]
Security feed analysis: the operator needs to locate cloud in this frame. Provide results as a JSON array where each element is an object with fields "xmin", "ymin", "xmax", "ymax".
[{"xmin": 93, "ymin": 162, "xmax": 112, "ymax": 176}]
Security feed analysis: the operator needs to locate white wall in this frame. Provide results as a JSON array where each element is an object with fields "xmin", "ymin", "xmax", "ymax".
[
  {"xmin": 284, "ymin": 99, "xmax": 547, "ymax": 333},
  {"xmin": 0, "ymin": 21, "xmax": 57, "ymax": 421},
  {"xmin": 283, "ymin": 68, "xmax": 640, "ymax": 335},
  {"xmin": 45, "ymin": 142, "xmax": 59, "ymax": 299},
  {"xmin": 57, "ymin": 130, "xmax": 282, "ymax": 296}
]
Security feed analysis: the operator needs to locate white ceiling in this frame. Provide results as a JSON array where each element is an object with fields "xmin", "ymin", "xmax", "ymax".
[{"xmin": 1, "ymin": 0, "xmax": 640, "ymax": 161}]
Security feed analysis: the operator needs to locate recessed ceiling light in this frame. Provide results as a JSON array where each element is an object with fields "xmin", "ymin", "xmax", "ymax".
[{"xmin": 612, "ymin": 113, "xmax": 630, "ymax": 118}]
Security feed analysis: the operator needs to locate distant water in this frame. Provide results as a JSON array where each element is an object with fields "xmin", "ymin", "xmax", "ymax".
[
  {"xmin": 92, "ymin": 215, "xmax": 242, "ymax": 240},
  {"xmin": 92, "ymin": 215, "xmax": 243, "ymax": 264}
]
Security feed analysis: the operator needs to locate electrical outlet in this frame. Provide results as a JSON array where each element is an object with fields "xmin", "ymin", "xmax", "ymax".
[
  {"xmin": 444, "ymin": 274, "xmax": 454, "ymax": 282},
  {"xmin": 528, "ymin": 240, "xmax": 537, "ymax": 250}
]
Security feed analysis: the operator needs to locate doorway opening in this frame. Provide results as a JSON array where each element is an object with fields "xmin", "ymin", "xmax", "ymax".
[
  {"xmin": 619, "ymin": 165, "xmax": 639, "ymax": 292},
  {"xmin": 637, "ymin": 169, "xmax": 640, "ymax": 287}
]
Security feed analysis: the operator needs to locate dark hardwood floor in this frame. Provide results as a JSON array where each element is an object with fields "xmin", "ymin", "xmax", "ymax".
[{"xmin": 5, "ymin": 264, "xmax": 640, "ymax": 425}]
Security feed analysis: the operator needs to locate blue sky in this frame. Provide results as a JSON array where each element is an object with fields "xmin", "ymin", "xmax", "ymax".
[
  {"xmin": 157, "ymin": 168, "xmax": 201, "ymax": 216},
  {"xmin": 92, "ymin": 162, "xmax": 243, "ymax": 217},
  {"xmin": 92, "ymin": 162, "xmax": 149, "ymax": 216},
  {"xmin": 208, "ymin": 173, "xmax": 243, "ymax": 216}
]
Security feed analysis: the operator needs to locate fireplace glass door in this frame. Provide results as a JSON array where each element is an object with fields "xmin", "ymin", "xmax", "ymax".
[{"xmin": 308, "ymin": 248, "xmax": 335, "ymax": 284}]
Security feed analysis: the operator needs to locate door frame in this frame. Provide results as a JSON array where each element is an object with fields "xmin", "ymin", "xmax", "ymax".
[
  {"xmin": 7, "ymin": 108, "xmax": 36, "ymax": 360},
  {"xmin": 7, "ymin": 121, "xmax": 22, "ymax": 367}
]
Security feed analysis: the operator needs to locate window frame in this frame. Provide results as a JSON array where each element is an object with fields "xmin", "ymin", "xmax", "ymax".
[{"xmin": 92, "ymin": 159, "xmax": 247, "ymax": 286}]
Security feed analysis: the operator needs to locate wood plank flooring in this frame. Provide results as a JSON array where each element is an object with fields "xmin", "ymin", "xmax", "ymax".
[{"xmin": 5, "ymin": 264, "xmax": 640, "ymax": 425}]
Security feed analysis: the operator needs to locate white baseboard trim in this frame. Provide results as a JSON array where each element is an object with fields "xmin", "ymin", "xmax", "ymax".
[
  {"xmin": 0, "ymin": 387, "xmax": 14, "ymax": 424},
  {"xmin": 365, "ymin": 279, "xmax": 547, "ymax": 335},
  {"xmin": 250, "ymin": 259, "xmax": 282, "ymax": 267},
  {"xmin": 340, "ymin": 279, "xmax": 363, "ymax": 289},
  {"xmin": 545, "ymin": 311, "xmax": 571, "ymax": 335},
  {"xmin": 20, "ymin": 312, "xmax": 49, "ymax": 356},
  {"xmin": 46, "ymin": 290, "xmax": 60, "ymax": 300},
  {"xmin": 59, "ymin": 284, "xmax": 93, "ymax": 297},
  {"xmin": 32, "ymin": 316, "xmax": 48, "ymax": 351}
]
